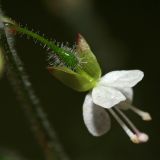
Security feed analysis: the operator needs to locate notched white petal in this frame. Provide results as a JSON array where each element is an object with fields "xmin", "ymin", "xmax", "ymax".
[
  {"xmin": 92, "ymin": 86, "xmax": 126, "ymax": 109},
  {"xmin": 100, "ymin": 70, "xmax": 144, "ymax": 88},
  {"xmin": 83, "ymin": 93, "xmax": 111, "ymax": 136}
]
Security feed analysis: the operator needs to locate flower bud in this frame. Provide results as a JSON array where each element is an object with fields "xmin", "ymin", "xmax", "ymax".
[{"xmin": 48, "ymin": 34, "xmax": 102, "ymax": 92}]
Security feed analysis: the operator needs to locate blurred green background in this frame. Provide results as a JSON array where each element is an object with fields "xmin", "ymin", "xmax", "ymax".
[{"xmin": 0, "ymin": 0, "xmax": 159, "ymax": 159}]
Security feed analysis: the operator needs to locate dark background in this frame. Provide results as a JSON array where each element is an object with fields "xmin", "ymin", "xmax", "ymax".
[{"xmin": 0, "ymin": 0, "xmax": 159, "ymax": 159}]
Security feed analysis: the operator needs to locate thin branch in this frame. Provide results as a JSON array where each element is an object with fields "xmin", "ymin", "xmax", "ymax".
[{"xmin": 0, "ymin": 20, "xmax": 70, "ymax": 160}]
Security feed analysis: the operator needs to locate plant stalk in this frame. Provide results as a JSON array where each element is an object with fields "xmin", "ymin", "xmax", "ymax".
[{"xmin": 0, "ymin": 21, "xmax": 70, "ymax": 160}]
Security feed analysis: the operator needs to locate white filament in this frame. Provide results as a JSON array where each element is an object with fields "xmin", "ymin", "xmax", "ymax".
[{"xmin": 130, "ymin": 106, "xmax": 152, "ymax": 121}]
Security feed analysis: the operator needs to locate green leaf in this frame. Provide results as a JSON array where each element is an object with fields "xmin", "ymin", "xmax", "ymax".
[
  {"xmin": 48, "ymin": 66, "xmax": 96, "ymax": 92},
  {"xmin": 76, "ymin": 34, "xmax": 101, "ymax": 80}
]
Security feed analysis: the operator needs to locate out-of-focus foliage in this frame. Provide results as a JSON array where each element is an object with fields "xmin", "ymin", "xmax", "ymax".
[
  {"xmin": 0, "ymin": 48, "xmax": 4, "ymax": 77},
  {"xmin": 0, "ymin": 151, "xmax": 27, "ymax": 160}
]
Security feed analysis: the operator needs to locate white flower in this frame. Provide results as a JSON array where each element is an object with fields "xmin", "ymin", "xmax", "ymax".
[{"xmin": 83, "ymin": 70, "xmax": 151, "ymax": 143}]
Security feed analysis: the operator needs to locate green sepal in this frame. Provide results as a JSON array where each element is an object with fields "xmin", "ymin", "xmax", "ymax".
[
  {"xmin": 76, "ymin": 34, "xmax": 101, "ymax": 80},
  {"xmin": 48, "ymin": 66, "xmax": 96, "ymax": 92}
]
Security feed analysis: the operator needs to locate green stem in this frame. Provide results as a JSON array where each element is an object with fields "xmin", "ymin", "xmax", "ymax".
[
  {"xmin": 17, "ymin": 26, "xmax": 56, "ymax": 49},
  {"xmin": 6, "ymin": 22, "xmax": 79, "ymax": 68}
]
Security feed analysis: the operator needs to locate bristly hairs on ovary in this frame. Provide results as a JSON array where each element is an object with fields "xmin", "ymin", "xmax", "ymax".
[{"xmin": 4, "ymin": 21, "xmax": 81, "ymax": 70}]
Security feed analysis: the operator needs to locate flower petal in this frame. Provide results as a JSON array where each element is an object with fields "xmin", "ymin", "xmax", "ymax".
[
  {"xmin": 92, "ymin": 86, "xmax": 126, "ymax": 108},
  {"xmin": 119, "ymin": 88, "xmax": 133, "ymax": 101},
  {"xmin": 83, "ymin": 93, "xmax": 111, "ymax": 136},
  {"xmin": 116, "ymin": 101, "xmax": 131, "ymax": 110},
  {"xmin": 116, "ymin": 88, "xmax": 133, "ymax": 110},
  {"xmin": 99, "ymin": 70, "xmax": 144, "ymax": 88}
]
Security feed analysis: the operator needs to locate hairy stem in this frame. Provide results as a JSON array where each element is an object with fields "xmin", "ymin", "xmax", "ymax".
[
  {"xmin": 5, "ymin": 21, "xmax": 78, "ymax": 68},
  {"xmin": 0, "ymin": 21, "xmax": 70, "ymax": 160}
]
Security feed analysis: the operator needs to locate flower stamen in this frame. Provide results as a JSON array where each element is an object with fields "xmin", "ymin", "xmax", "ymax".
[
  {"xmin": 109, "ymin": 109, "xmax": 139, "ymax": 143},
  {"xmin": 130, "ymin": 106, "xmax": 152, "ymax": 121},
  {"xmin": 115, "ymin": 108, "xmax": 139, "ymax": 134},
  {"xmin": 115, "ymin": 107, "xmax": 149, "ymax": 143},
  {"xmin": 109, "ymin": 108, "xmax": 149, "ymax": 143}
]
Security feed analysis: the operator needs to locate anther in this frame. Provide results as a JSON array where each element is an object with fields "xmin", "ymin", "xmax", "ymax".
[
  {"xmin": 109, "ymin": 108, "xmax": 149, "ymax": 143},
  {"xmin": 109, "ymin": 109, "xmax": 137, "ymax": 142},
  {"xmin": 130, "ymin": 106, "xmax": 152, "ymax": 121}
]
